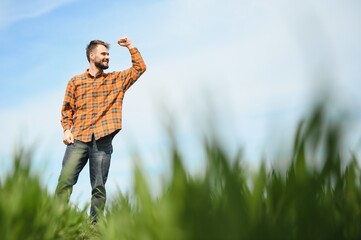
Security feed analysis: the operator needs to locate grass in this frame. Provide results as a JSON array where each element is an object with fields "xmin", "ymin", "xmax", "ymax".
[{"xmin": 1, "ymin": 104, "xmax": 361, "ymax": 239}]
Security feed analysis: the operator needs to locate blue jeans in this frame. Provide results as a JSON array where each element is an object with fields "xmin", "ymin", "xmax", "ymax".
[{"xmin": 56, "ymin": 134, "xmax": 113, "ymax": 221}]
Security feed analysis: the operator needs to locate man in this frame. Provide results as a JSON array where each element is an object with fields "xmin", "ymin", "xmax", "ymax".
[{"xmin": 56, "ymin": 36, "xmax": 146, "ymax": 222}]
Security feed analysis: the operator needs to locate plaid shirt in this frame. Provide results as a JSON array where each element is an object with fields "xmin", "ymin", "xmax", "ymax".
[{"xmin": 61, "ymin": 48, "xmax": 146, "ymax": 142}]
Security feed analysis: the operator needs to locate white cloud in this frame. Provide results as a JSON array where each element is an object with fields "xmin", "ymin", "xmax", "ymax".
[{"xmin": 0, "ymin": 0, "xmax": 75, "ymax": 29}]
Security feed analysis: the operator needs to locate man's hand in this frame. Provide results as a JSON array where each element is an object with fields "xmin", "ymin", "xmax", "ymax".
[
  {"xmin": 63, "ymin": 129, "xmax": 74, "ymax": 145},
  {"xmin": 118, "ymin": 36, "xmax": 135, "ymax": 49}
]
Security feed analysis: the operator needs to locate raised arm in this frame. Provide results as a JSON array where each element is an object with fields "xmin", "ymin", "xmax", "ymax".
[{"xmin": 117, "ymin": 36, "xmax": 147, "ymax": 92}]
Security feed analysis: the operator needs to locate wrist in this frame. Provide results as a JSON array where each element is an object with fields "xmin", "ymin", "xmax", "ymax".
[{"xmin": 127, "ymin": 44, "xmax": 135, "ymax": 50}]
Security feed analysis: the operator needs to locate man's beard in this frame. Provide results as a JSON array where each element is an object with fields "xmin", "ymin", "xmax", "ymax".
[{"xmin": 95, "ymin": 60, "xmax": 109, "ymax": 70}]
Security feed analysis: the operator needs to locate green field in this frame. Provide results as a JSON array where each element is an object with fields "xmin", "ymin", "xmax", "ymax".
[{"xmin": 1, "ymin": 105, "xmax": 361, "ymax": 240}]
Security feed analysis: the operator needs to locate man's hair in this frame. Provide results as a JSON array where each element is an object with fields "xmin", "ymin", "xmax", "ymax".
[{"xmin": 86, "ymin": 40, "xmax": 110, "ymax": 62}]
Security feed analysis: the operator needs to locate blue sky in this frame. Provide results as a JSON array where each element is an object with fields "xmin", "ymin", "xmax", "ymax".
[{"xmin": 1, "ymin": 0, "xmax": 361, "ymax": 207}]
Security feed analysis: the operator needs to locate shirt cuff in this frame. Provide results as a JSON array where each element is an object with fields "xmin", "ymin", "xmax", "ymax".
[{"xmin": 129, "ymin": 47, "xmax": 139, "ymax": 54}]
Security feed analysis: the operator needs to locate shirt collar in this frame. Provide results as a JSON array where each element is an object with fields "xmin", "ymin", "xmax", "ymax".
[{"xmin": 86, "ymin": 69, "xmax": 105, "ymax": 78}]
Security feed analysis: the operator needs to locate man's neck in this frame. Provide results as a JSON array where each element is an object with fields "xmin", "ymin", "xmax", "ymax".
[{"xmin": 88, "ymin": 65, "xmax": 102, "ymax": 77}]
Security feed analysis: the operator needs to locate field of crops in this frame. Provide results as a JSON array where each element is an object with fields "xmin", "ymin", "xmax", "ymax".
[{"xmin": 1, "ymin": 105, "xmax": 361, "ymax": 240}]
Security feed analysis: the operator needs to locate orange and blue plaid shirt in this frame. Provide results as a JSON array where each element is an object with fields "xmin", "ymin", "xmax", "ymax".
[{"xmin": 61, "ymin": 48, "xmax": 146, "ymax": 142}]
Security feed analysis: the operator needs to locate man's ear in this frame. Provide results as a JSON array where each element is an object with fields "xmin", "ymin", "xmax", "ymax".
[{"xmin": 89, "ymin": 51, "xmax": 95, "ymax": 61}]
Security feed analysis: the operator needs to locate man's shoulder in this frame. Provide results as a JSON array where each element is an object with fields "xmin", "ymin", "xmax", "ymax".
[
  {"xmin": 69, "ymin": 71, "xmax": 88, "ymax": 83},
  {"xmin": 103, "ymin": 71, "xmax": 123, "ymax": 80},
  {"xmin": 105, "ymin": 71, "xmax": 121, "ymax": 76}
]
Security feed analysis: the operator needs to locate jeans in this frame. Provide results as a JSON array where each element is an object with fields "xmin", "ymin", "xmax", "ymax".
[{"xmin": 56, "ymin": 134, "xmax": 113, "ymax": 221}]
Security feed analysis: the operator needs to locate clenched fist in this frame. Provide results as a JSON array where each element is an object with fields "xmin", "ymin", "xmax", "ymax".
[{"xmin": 118, "ymin": 36, "xmax": 135, "ymax": 49}]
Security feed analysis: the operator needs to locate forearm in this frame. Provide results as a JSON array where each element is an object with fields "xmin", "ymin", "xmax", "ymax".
[
  {"xmin": 61, "ymin": 111, "xmax": 73, "ymax": 131},
  {"xmin": 61, "ymin": 80, "xmax": 75, "ymax": 131},
  {"xmin": 118, "ymin": 36, "xmax": 146, "ymax": 73},
  {"xmin": 129, "ymin": 47, "xmax": 147, "ymax": 74}
]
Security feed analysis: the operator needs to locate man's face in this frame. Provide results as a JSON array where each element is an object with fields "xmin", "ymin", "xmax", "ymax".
[{"xmin": 92, "ymin": 45, "xmax": 109, "ymax": 70}]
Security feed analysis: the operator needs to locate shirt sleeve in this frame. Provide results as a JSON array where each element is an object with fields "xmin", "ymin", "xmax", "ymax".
[
  {"xmin": 119, "ymin": 48, "xmax": 147, "ymax": 92},
  {"xmin": 61, "ymin": 79, "xmax": 76, "ymax": 131}
]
